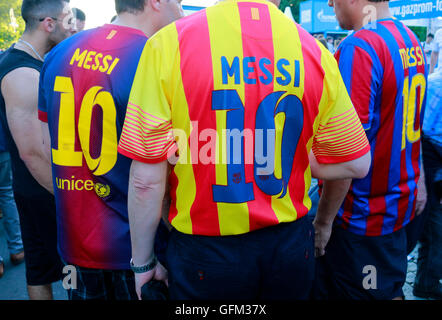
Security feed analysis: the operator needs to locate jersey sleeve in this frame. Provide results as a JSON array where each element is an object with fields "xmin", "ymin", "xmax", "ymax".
[
  {"xmin": 38, "ymin": 62, "xmax": 49, "ymax": 123},
  {"xmin": 118, "ymin": 32, "xmax": 177, "ymax": 164},
  {"xmin": 334, "ymin": 42, "xmax": 380, "ymax": 131},
  {"xmin": 312, "ymin": 50, "xmax": 370, "ymax": 164}
]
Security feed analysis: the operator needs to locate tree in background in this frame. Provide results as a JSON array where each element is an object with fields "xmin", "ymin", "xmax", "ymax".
[
  {"xmin": 279, "ymin": 0, "xmax": 307, "ymax": 23},
  {"xmin": 0, "ymin": 0, "xmax": 25, "ymax": 50}
]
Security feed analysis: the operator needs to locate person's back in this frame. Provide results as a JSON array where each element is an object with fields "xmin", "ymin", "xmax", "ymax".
[
  {"xmin": 38, "ymin": 0, "xmax": 184, "ymax": 300},
  {"xmin": 39, "ymin": 26, "xmax": 148, "ymax": 270},
  {"xmin": 120, "ymin": 0, "xmax": 370, "ymax": 236},
  {"xmin": 334, "ymin": 18, "xmax": 427, "ymax": 236},
  {"xmin": 119, "ymin": 0, "xmax": 371, "ymax": 300},
  {"xmin": 314, "ymin": 0, "xmax": 428, "ymax": 301}
]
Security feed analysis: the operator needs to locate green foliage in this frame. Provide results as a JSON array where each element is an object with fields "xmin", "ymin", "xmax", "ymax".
[
  {"xmin": 279, "ymin": 0, "xmax": 307, "ymax": 23},
  {"xmin": 0, "ymin": 0, "xmax": 25, "ymax": 50},
  {"xmin": 408, "ymin": 26, "xmax": 427, "ymax": 43}
]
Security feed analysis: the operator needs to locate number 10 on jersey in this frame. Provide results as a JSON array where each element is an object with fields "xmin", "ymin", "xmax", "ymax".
[{"xmin": 52, "ymin": 76, "xmax": 118, "ymax": 176}]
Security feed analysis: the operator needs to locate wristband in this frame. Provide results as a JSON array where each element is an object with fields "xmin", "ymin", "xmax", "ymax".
[{"xmin": 130, "ymin": 255, "xmax": 158, "ymax": 274}]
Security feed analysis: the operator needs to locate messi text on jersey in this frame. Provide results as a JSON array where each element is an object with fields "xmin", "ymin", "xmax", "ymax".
[
  {"xmin": 221, "ymin": 56, "xmax": 301, "ymax": 87},
  {"xmin": 69, "ymin": 48, "xmax": 120, "ymax": 75}
]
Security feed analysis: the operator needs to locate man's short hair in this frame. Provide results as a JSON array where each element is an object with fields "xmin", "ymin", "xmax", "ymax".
[
  {"xmin": 21, "ymin": 0, "xmax": 70, "ymax": 31},
  {"xmin": 428, "ymin": 33, "xmax": 434, "ymax": 39},
  {"xmin": 72, "ymin": 8, "xmax": 86, "ymax": 21},
  {"xmin": 115, "ymin": 0, "xmax": 147, "ymax": 14}
]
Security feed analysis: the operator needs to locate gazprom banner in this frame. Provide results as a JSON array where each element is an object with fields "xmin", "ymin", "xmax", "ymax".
[
  {"xmin": 300, "ymin": 0, "xmax": 343, "ymax": 33},
  {"xmin": 390, "ymin": 0, "xmax": 442, "ymax": 20}
]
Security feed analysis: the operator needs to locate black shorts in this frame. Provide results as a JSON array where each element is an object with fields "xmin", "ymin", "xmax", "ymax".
[
  {"xmin": 313, "ymin": 226, "xmax": 407, "ymax": 300},
  {"xmin": 14, "ymin": 192, "xmax": 63, "ymax": 286}
]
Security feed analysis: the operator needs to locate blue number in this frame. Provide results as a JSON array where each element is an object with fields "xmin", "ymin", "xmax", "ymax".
[
  {"xmin": 254, "ymin": 92, "xmax": 303, "ymax": 198},
  {"xmin": 211, "ymin": 90, "xmax": 254, "ymax": 203},
  {"xmin": 211, "ymin": 90, "xmax": 304, "ymax": 203}
]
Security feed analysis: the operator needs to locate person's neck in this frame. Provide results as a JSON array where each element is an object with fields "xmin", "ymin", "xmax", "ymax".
[
  {"xmin": 353, "ymin": 2, "xmax": 392, "ymax": 31},
  {"xmin": 112, "ymin": 13, "xmax": 156, "ymax": 38},
  {"xmin": 17, "ymin": 31, "xmax": 51, "ymax": 61}
]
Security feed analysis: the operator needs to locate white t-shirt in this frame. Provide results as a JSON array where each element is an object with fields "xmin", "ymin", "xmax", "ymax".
[{"xmin": 431, "ymin": 28, "xmax": 442, "ymax": 72}]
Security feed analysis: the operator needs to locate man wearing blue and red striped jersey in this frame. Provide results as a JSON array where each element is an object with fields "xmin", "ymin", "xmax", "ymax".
[
  {"xmin": 315, "ymin": 0, "xmax": 428, "ymax": 300},
  {"xmin": 38, "ymin": 0, "xmax": 183, "ymax": 300},
  {"xmin": 119, "ymin": 0, "xmax": 371, "ymax": 300}
]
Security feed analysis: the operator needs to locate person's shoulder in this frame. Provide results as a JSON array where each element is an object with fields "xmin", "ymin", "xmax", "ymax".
[
  {"xmin": 1, "ymin": 67, "xmax": 39, "ymax": 106},
  {"xmin": 148, "ymin": 21, "xmax": 180, "ymax": 50},
  {"xmin": 2, "ymin": 66, "xmax": 39, "ymax": 89}
]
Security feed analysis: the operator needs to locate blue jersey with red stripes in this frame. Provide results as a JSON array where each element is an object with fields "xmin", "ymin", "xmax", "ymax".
[
  {"xmin": 38, "ymin": 25, "xmax": 148, "ymax": 269},
  {"xmin": 334, "ymin": 18, "xmax": 428, "ymax": 236}
]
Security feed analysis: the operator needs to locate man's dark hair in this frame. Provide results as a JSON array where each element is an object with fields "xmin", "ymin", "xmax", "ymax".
[
  {"xmin": 115, "ymin": 0, "xmax": 146, "ymax": 14},
  {"xmin": 72, "ymin": 8, "xmax": 86, "ymax": 21},
  {"xmin": 428, "ymin": 33, "xmax": 434, "ymax": 39},
  {"xmin": 21, "ymin": 0, "xmax": 70, "ymax": 31}
]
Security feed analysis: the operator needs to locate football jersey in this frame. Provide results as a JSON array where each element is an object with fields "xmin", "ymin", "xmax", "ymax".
[
  {"xmin": 39, "ymin": 25, "xmax": 148, "ymax": 269},
  {"xmin": 118, "ymin": 0, "xmax": 370, "ymax": 236},
  {"xmin": 334, "ymin": 18, "xmax": 428, "ymax": 236}
]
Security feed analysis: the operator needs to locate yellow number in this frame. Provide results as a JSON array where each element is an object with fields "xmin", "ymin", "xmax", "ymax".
[
  {"xmin": 52, "ymin": 77, "xmax": 83, "ymax": 166},
  {"xmin": 401, "ymin": 74, "xmax": 426, "ymax": 150},
  {"xmin": 52, "ymin": 76, "xmax": 118, "ymax": 176},
  {"xmin": 78, "ymin": 86, "xmax": 117, "ymax": 176}
]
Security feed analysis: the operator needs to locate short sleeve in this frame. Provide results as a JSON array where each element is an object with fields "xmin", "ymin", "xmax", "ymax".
[
  {"xmin": 335, "ymin": 42, "xmax": 380, "ymax": 131},
  {"xmin": 118, "ymin": 32, "xmax": 177, "ymax": 164},
  {"xmin": 312, "ymin": 51, "xmax": 370, "ymax": 164}
]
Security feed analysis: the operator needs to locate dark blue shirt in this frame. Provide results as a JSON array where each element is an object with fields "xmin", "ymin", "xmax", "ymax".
[{"xmin": 0, "ymin": 121, "xmax": 7, "ymax": 152}]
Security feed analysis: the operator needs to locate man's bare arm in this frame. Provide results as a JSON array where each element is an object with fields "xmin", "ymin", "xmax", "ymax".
[
  {"xmin": 309, "ymin": 149, "xmax": 371, "ymax": 256},
  {"xmin": 415, "ymin": 145, "xmax": 427, "ymax": 216},
  {"xmin": 41, "ymin": 122, "xmax": 52, "ymax": 163},
  {"xmin": 128, "ymin": 159, "xmax": 169, "ymax": 299},
  {"xmin": 309, "ymin": 150, "xmax": 371, "ymax": 180},
  {"xmin": 1, "ymin": 67, "xmax": 54, "ymax": 193},
  {"xmin": 430, "ymin": 51, "xmax": 439, "ymax": 74},
  {"xmin": 313, "ymin": 178, "xmax": 352, "ymax": 257}
]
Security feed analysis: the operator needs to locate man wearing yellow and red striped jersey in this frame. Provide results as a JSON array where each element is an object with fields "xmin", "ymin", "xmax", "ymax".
[{"xmin": 118, "ymin": 0, "xmax": 371, "ymax": 299}]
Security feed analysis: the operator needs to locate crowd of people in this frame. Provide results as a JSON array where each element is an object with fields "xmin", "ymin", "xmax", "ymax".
[
  {"xmin": 0, "ymin": 0, "xmax": 440, "ymax": 301},
  {"xmin": 313, "ymin": 33, "xmax": 344, "ymax": 54}
]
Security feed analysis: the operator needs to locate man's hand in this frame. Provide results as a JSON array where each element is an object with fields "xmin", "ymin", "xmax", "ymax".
[
  {"xmin": 313, "ymin": 179, "xmax": 352, "ymax": 257},
  {"xmin": 313, "ymin": 219, "xmax": 333, "ymax": 257},
  {"xmin": 415, "ymin": 173, "xmax": 427, "ymax": 216},
  {"xmin": 135, "ymin": 262, "xmax": 169, "ymax": 300}
]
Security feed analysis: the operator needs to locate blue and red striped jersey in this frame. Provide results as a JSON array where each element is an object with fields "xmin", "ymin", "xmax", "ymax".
[
  {"xmin": 38, "ymin": 25, "xmax": 148, "ymax": 269},
  {"xmin": 334, "ymin": 18, "xmax": 428, "ymax": 236}
]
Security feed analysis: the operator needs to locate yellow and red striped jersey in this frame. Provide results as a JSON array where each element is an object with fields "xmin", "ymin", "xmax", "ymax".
[{"xmin": 118, "ymin": 0, "xmax": 370, "ymax": 236}]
